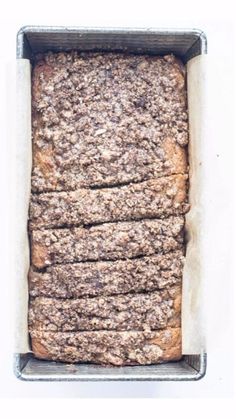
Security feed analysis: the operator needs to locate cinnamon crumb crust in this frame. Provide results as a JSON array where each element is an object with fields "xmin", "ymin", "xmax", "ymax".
[
  {"xmin": 29, "ymin": 250, "xmax": 184, "ymax": 298},
  {"xmin": 32, "ymin": 52, "xmax": 188, "ymax": 192},
  {"xmin": 30, "ymin": 327, "xmax": 182, "ymax": 365},
  {"xmin": 29, "ymin": 51, "xmax": 189, "ymax": 366},
  {"xmin": 29, "ymin": 175, "xmax": 189, "ymax": 230},
  {"xmin": 31, "ymin": 216, "xmax": 185, "ymax": 269},
  {"xmin": 29, "ymin": 284, "xmax": 181, "ymax": 332}
]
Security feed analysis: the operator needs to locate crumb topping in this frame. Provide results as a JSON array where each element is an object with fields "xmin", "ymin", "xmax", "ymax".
[{"xmin": 32, "ymin": 52, "xmax": 188, "ymax": 192}]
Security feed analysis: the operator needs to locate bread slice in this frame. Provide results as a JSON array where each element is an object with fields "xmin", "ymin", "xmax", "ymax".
[
  {"xmin": 29, "ymin": 175, "xmax": 189, "ymax": 230},
  {"xmin": 29, "ymin": 250, "xmax": 184, "ymax": 298},
  {"xmin": 30, "ymin": 327, "xmax": 181, "ymax": 365},
  {"xmin": 31, "ymin": 216, "xmax": 184, "ymax": 269},
  {"xmin": 32, "ymin": 52, "xmax": 188, "ymax": 192},
  {"xmin": 29, "ymin": 284, "xmax": 181, "ymax": 332}
]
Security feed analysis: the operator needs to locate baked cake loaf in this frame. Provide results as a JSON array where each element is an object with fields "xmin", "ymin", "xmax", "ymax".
[{"xmin": 29, "ymin": 51, "xmax": 189, "ymax": 365}]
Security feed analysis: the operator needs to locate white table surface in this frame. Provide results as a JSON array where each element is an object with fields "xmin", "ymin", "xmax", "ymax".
[{"xmin": 0, "ymin": 0, "xmax": 235, "ymax": 399}]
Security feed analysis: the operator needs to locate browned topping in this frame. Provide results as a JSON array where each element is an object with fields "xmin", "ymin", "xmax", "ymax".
[
  {"xmin": 29, "ymin": 284, "xmax": 181, "ymax": 332},
  {"xmin": 30, "ymin": 327, "xmax": 181, "ymax": 365},
  {"xmin": 32, "ymin": 52, "xmax": 188, "ymax": 192},
  {"xmin": 29, "ymin": 250, "xmax": 184, "ymax": 298},
  {"xmin": 29, "ymin": 51, "xmax": 189, "ymax": 366},
  {"xmin": 29, "ymin": 175, "xmax": 189, "ymax": 230},
  {"xmin": 31, "ymin": 216, "xmax": 184, "ymax": 269}
]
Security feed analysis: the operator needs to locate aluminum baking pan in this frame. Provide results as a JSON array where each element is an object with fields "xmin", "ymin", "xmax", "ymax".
[{"xmin": 15, "ymin": 26, "xmax": 207, "ymax": 381}]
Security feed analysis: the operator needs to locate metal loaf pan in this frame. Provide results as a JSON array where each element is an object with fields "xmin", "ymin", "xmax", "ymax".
[{"xmin": 15, "ymin": 26, "xmax": 207, "ymax": 381}]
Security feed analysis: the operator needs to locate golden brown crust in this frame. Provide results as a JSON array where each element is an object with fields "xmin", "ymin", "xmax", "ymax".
[
  {"xmin": 31, "ymin": 339, "xmax": 49, "ymax": 360},
  {"xmin": 32, "ymin": 60, "xmax": 55, "ymax": 100},
  {"xmin": 149, "ymin": 327, "xmax": 182, "ymax": 361},
  {"xmin": 163, "ymin": 137, "xmax": 188, "ymax": 174},
  {"xmin": 30, "ymin": 244, "xmax": 48, "ymax": 271},
  {"xmin": 33, "ymin": 146, "xmax": 56, "ymax": 183}
]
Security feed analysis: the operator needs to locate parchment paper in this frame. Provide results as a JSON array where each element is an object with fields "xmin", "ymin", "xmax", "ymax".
[
  {"xmin": 14, "ymin": 59, "xmax": 31, "ymax": 353},
  {"xmin": 15, "ymin": 55, "xmax": 207, "ymax": 355},
  {"xmin": 182, "ymin": 54, "xmax": 207, "ymax": 354}
]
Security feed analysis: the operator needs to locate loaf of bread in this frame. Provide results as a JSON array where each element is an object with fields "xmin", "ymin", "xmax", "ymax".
[{"xmin": 29, "ymin": 51, "xmax": 189, "ymax": 366}]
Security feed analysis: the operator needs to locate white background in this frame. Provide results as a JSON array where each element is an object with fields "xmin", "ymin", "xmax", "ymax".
[{"xmin": 0, "ymin": 0, "xmax": 235, "ymax": 407}]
